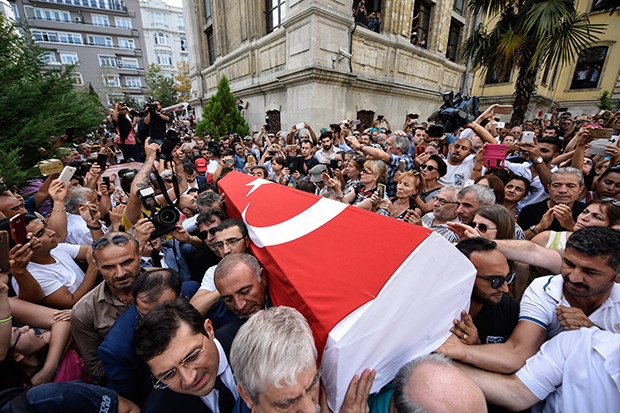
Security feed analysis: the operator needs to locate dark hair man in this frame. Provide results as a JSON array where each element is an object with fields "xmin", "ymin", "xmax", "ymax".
[{"xmin": 144, "ymin": 100, "xmax": 170, "ymax": 145}]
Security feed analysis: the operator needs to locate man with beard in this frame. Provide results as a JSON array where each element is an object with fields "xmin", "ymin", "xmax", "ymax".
[
  {"xmin": 451, "ymin": 238, "xmax": 519, "ymax": 346},
  {"xmin": 438, "ymin": 138, "xmax": 476, "ymax": 186},
  {"xmin": 314, "ymin": 132, "xmax": 342, "ymax": 163},
  {"xmin": 71, "ymin": 232, "xmax": 142, "ymax": 385},
  {"xmin": 438, "ymin": 226, "xmax": 620, "ymax": 375}
]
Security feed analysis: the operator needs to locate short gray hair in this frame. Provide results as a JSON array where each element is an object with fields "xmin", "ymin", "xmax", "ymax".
[
  {"xmin": 393, "ymin": 354, "xmax": 452, "ymax": 413},
  {"xmin": 439, "ymin": 185, "xmax": 461, "ymax": 202},
  {"xmin": 457, "ymin": 184, "xmax": 495, "ymax": 206},
  {"xmin": 392, "ymin": 134, "xmax": 411, "ymax": 154},
  {"xmin": 214, "ymin": 253, "xmax": 262, "ymax": 285},
  {"xmin": 230, "ymin": 306, "xmax": 317, "ymax": 404},
  {"xmin": 65, "ymin": 187, "xmax": 97, "ymax": 214},
  {"xmin": 196, "ymin": 191, "xmax": 222, "ymax": 211},
  {"xmin": 550, "ymin": 167, "xmax": 584, "ymax": 186}
]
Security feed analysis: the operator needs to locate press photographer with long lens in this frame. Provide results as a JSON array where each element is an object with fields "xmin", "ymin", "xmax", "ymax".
[{"xmin": 143, "ymin": 100, "xmax": 170, "ymax": 146}]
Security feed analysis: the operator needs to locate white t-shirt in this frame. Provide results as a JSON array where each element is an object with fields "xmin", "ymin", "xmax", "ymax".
[
  {"xmin": 14, "ymin": 243, "xmax": 84, "ymax": 297},
  {"xmin": 516, "ymin": 327, "xmax": 620, "ymax": 413},
  {"xmin": 199, "ymin": 265, "xmax": 217, "ymax": 292},
  {"xmin": 519, "ymin": 274, "xmax": 620, "ymax": 339},
  {"xmin": 438, "ymin": 154, "xmax": 476, "ymax": 186}
]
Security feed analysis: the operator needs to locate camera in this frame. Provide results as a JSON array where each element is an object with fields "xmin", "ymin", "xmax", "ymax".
[
  {"xmin": 159, "ymin": 129, "xmax": 181, "ymax": 161},
  {"xmin": 427, "ymin": 91, "xmax": 479, "ymax": 138},
  {"xmin": 138, "ymin": 187, "xmax": 180, "ymax": 239},
  {"xmin": 145, "ymin": 101, "xmax": 158, "ymax": 113}
]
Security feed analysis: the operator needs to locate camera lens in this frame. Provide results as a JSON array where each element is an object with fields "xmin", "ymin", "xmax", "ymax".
[{"xmin": 158, "ymin": 206, "xmax": 180, "ymax": 225}]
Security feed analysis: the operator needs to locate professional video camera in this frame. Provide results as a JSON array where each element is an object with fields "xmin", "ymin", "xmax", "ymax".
[
  {"xmin": 427, "ymin": 91, "xmax": 479, "ymax": 138},
  {"xmin": 137, "ymin": 187, "xmax": 180, "ymax": 239},
  {"xmin": 159, "ymin": 129, "xmax": 181, "ymax": 161},
  {"xmin": 145, "ymin": 100, "xmax": 158, "ymax": 113}
]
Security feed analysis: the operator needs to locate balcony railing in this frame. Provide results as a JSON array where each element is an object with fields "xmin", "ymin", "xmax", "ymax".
[{"xmin": 33, "ymin": 0, "xmax": 128, "ymax": 13}]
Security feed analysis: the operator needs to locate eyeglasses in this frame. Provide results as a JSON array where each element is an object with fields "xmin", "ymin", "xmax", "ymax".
[
  {"xmin": 601, "ymin": 197, "xmax": 620, "ymax": 208},
  {"xmin": 152, "ymin": 342, "xmax": 206, "ymax": 389},
  {"xmin": 470, "ymin": 222, "xmax": 497, "ymax": 233},
  {"xmin": 92, "ymin": 234, "xmax": 131, "ymax": 250},
  {"xmin": 432, "ymin": 196, "xmax": 458, "ymax": 206},
  {"xmin": 476, "ymin": 272, "xmax": 515, "ymax": 289},
  {"xmin": 584, "ymin": 159, "xmax": 593, "ymax": 166},
  {"xmin": 420, "ymin": 164, "xmax": 436, "ymax": 172},
  {"xmin": 212, "ymin": 237, "xmax": 245, "ymax": 251}
]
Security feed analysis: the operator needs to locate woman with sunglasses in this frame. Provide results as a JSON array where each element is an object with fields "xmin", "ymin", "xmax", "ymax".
[
  {"xmin": 416, "ymin": 154, "xmax": 447, "ymax": 214},
  {"xmin": 530, "ymin": 198, "xmax": 620, "ymax": 251},
  {"xmin": 336, "ymin": 160, "xmax": 387, "ymax": 206}
]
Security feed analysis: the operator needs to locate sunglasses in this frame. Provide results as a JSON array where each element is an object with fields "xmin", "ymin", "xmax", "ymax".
[
  {"xmin": 196, "ymin": 227, "xmax": 218, "ymax": 240},
  {"xmin": 477, "ymin": 272, "xmax": 515, "ymax": 289},
  {"xmin": 420, "ymin": 164, "xmax": 436, "ymax": 172},
  {"xmin": 92, "ymin": 234, "xmax": 132, "ymax": 250},
  {"xmin": 601, "ymin": 197, "xmax": 620, "ymax": 208},
  {"xmin": 470, "ymin": 222, "xmax": 496, "ymax": 233}
]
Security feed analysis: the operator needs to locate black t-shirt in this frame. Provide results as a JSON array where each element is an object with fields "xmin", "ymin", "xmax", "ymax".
[
  {"xmin": 517, "ymin": 198, "xmax": 585, "ymax": 232},
  {"xmin": 114, "ymin": 115, "xmax": 133, "ymax": 142},
  {"xmin": 473, "ymin": 293, "xmax": 520, "ymax": 344},
  {"xmin": 148, "ymin": 112, "xmax": 167, "ymax": 144},
  {"xmin": 303, "ymin": 156, "xmax": 319, "ymax": 173}
]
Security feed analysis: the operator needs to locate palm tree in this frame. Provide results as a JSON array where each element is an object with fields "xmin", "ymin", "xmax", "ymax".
[{"xmin": 460, "ymin": 0, "xmax": 606, "ymax": 125}]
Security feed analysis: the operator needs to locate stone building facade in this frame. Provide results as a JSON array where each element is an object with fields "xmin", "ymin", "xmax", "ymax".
[
  {"xmin": 183, "ymin": 0, "xmax": 475, "ymax": 133},
  {"xmin": 10, "ymin": 0, "xmax": 149, "ymax": 106}
]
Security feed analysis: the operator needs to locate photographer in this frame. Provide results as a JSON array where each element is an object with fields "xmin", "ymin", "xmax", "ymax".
[
  {"xmin": 143, "ymin": 100, "xmax": 170, "ymax": 146},
  {"xmin": 112, "ymin": 101, "xmax": 141, "ymax": 162}
]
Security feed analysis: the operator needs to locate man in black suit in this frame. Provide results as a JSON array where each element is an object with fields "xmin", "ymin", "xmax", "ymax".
[{"xmin": 134, "ymin": 299, "xmax": 238, "ymax": 413}]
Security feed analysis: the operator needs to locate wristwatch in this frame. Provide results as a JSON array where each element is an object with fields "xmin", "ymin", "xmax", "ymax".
[
  {"xmin": 533, "ymin": 157, "xmax": 544, "ymax": 165},
  {"xmin": 529, "ymin": 225, "xmax": 539, "ymax": 235}
]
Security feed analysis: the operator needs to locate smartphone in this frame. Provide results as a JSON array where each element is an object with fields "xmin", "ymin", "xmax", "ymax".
[
  {"xmin": 247, "ymin": 154, "xmax": 257, "ymax": 164},
  {"xmin": 9, "ymin": 214, "xmax": 28, "ymax": 246},
  {"xmin": 588, "ymin": 135, "xmax": 619, "ymax": 156},
  {"xmin": 58, "ymin": 166, "xmax": 77, "ymax": 186},
  {"xmin": 377, "ymin": 115, "xmax": 384, "ymax": 122},
  {"xmin": 399, "ymin": 159, "xmax": 406, "ymax": 172},
  {"xmin": 376, "ymin": 183, "xmax": 386, "ymax": 199},
  {"xmin": 97, "ymin": 153, "xmax": 107, "ymax": 171},
  {"xmin": 102, "ymin": 176, "xmax": 111, "ymax": 189},
  {"xmin": 416, "ymin": 145, "xmax": 426, "ymax": 156},
  {"xmin": 341, "ymin": 120, "xmax": 348, "ymax": 125},
  {"xmin": 352, "ymin": 120, "xmax": 361, "ymax": 126},
  {"xmin": 326, "ymin": 166, "xmax": 334, "ymax": 178},
  {"xmin": 495, "ymin": 105, "xmax": 513, "ymax": 115},
  {"xmin": 521, "ymin": 131, "xmax": 535, "ymax": 143},
  {"xmin": 296, "ymin": 122, "xmax": 305, "ymax": 130},
  {"xmin": 65, "ymin": 126, "xmax": 75, "ymax": 143},
  {"xmin": 330, "ymin": 159, "xmax": 340, "ymax": 170},
  {"xmin": 0, "ymin": 231, "xmax": 10, "ymax": 272},
  {"xmin": 483, "ymin": 144, "xmax": 508, "ymax": 170},
  {"xmin": 496, "ymin": 121, "xmax": 506, "ymax": 129},
  {"xmin": 557, "ymin": 107, "xmax": 568, "ymax": 112},
  {"xmin": 589, "ymin": 128, "xmax": 612, "ymax": 140}
]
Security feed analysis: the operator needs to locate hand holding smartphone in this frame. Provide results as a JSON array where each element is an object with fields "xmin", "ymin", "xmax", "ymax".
[
  {"xmin": 9, "ymin": 214, "xmax": 28, "ymax": 245},
  {"xmin": 58, "ymin": 166, "xmax": 77, "ymax": 186}
]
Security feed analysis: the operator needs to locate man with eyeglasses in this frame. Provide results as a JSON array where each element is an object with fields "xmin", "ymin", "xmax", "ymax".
[
  {"xmin": 191, "ymin": 219, "xmax": 249, "ymax": 316},
  {"xmin": 451, "ymin": 238, "xmax": 519, "ymax": 346},
  {"xmin": 134, "ymin": 298, "xmax": 239, "ymax": 413},
  {"xmin": 438, "ymin": 226, "xmax": 620, "ymax": 377},
  {"xmin": 421, "ymin": 185, "xmax": 460, "ymax": 242},
  {"xmin": 71, "ymin": 232, "xmax": 142, "ymax": 385}
]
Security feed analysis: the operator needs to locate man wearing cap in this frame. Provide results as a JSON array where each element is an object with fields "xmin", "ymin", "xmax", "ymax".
[
  {"xmin": 308, "ymin": 164, "xmax": 328, "ymax": 196},
  {"xmin": 193, "ymin": 158, "xmax": 213, "ymax": 184}
]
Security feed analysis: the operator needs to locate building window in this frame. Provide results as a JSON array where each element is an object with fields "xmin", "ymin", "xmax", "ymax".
[
  {"xmin": 182, "ymin": 55, "xmax": 189, "ymax": 64},
  {"xmin": 206, "ymin": 27, "xmax": 215, "ymax": 65},
  {"xmin": 485, "ymin": 69, "xmax": 511, "ymax": 85},
  {"xmin": 41, "ymin": 51, "xmax": 58, "ymax": 65},
  {"xmin": 125, "ymin": 77, "xmax": 142, "ymax": 88},
  {"xmin": 88, "ymin": 35, "xmax": 113, "ymax": 47},
  {"xmin": 446, "ymin": 19, "xmax": 462, "ymax": 62},
  {"xmin": 99, "ymin": 55, "xmax": 117, "ymax": 67},
  {"xmin": 453, "ymin": 0, "xmax": 465, "ymax": 15},
  {"xmin": 204, "ymin": 0, "xmax": 211, "ymax": 20},
  {"xmin": 119, "ymin": 38, "xmax": 135, "ymax": 49},
  {"xmin": 353, "ymin": 1, "xmax": 381, "ymax": 32},
  {"xmin": 92, "ymin": 14, "xmax": 109, "ymax": 27},
  {"xmin": 34, "ymin": 8, "xmax": 70, "ymax": 22},
  {"xmin": 60, "ymin": 52, "xmax": 79, "ymax": 64},
  {"xmin": 266, "ymin": 0, "xmax": 286, "ymax": 33},
  {"xmin": 59, "ymin": 32, "xmax": 83, "ymax": 44},
  {"xmin": 155, "ymin": 32, "xmax": 168, "ymax": 45},
  {"xmin": 120, "ymin": 58, "xmax": 139, "ymax": 68},
  {"xmin": 151, "ymin": 12, "xmax": 168, "ymax": 26},
  {"xmin": 411, "ymin": 0, "xmax": 432, "ymax": 48},
  {"xmin": 115, "ymin": 17, "xmax": 132, "ymax": 29},
  {"xmin": 569, "ymin": 46, "xmax": 607, "ymax": 90},
  {"xmin": 103, "ymin": 75, "xmax": 121, "ymax": 87},
  {"xmin": 180, "ymin": 36, "xmax": 187, "ymax": 51},
  {"xmin": 178, "ymin": 16, "xmax": 185, "ymax": 31},
  {"xmin": 73, "ymin": 72, "xmax": 84, "ymax": 85},
  {"xmin": 157, "ymin": 52, "xmax": 172, "ymax": 66},
  {"xmin": 33, "ymin": 30, "xmax": 82, "ymax": 45}
]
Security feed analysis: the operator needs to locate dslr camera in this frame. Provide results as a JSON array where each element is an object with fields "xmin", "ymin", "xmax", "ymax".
[
  {"xmin": 159, "ymin": 129, "xmax": 181, "ymax": 161},
  {"xmin": 137, "ymin": 187, "xmax": 180, "ymax": 239},
  {"xmin": 427, "ymin": 91, "xmax": 479, "ymax": 138},
  {"xmin": 145, "ymin": 100, "xmax": 159, "ymax": 113}
]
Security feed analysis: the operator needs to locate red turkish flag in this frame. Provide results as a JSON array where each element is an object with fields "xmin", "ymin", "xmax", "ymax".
[{"xmin": 219, "ymin": 172, "xmax": 474, "ymax": 411}]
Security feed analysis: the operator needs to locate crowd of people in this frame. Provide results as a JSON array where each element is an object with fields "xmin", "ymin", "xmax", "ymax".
[{"xmin": 0, "ymin": 97, "xmax": 619, "ymax": 413}]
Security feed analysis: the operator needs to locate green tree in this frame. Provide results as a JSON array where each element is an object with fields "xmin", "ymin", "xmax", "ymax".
[
  {"xmin": 145, "ymin": 63, "xmax": 178, "ymax": 107},
  {"xmin": 460, "ymin": 0, "xmax": 606, "ymax": 125},
  {"xmin": 196, "ymin": 75, "xmax": 249, "ymax": 139},
  {"xmin": 174, "ymin": 60, "xmax": 192, "ymax": 102},
  {"xmin": 0, "ymin": 16, "xmax": 104, "ymax": 191}
]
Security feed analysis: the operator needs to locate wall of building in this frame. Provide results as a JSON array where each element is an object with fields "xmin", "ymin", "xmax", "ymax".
[
  {"xmin": 10, "ymin": 0, "xmax": 149, "ymax": 106},
  {"xmin": 184, "ymin": 0, "xmax": 476, "ymax": 132}
]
